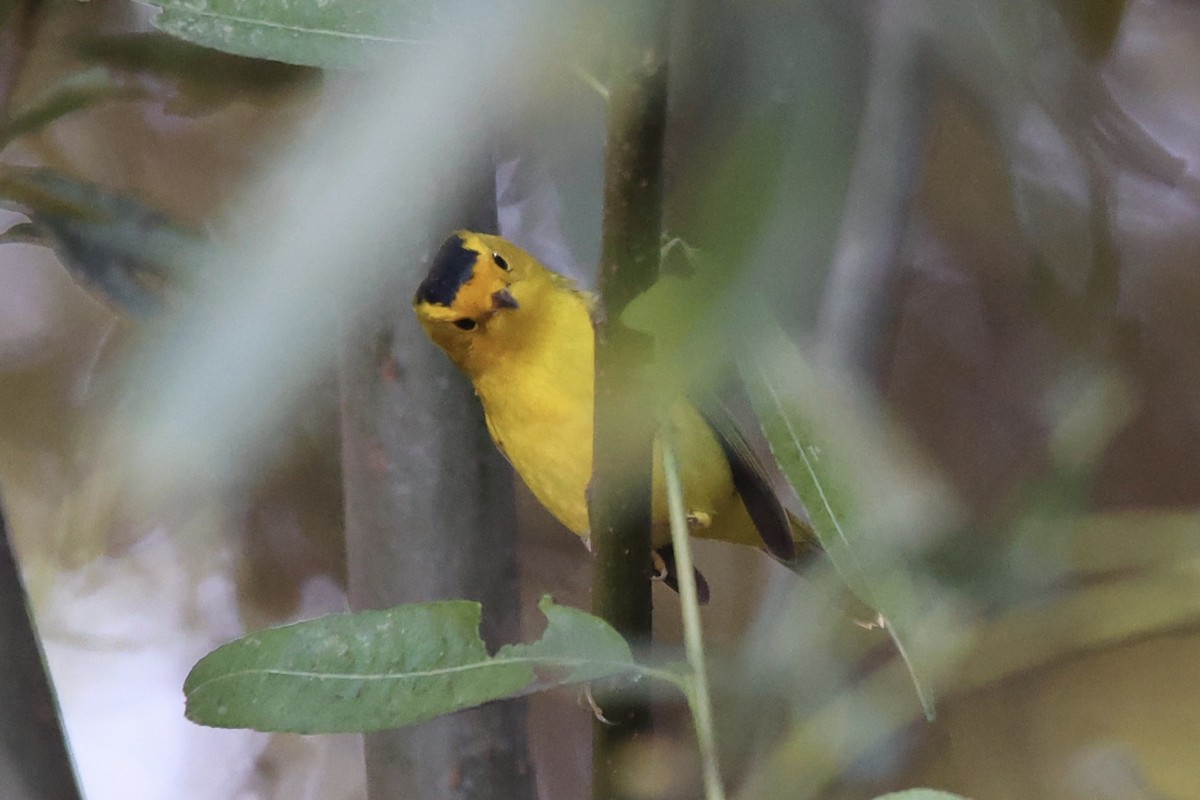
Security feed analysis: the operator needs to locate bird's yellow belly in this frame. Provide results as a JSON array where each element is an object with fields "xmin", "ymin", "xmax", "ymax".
[
  {"xmin": 479, "ymin": 377, "xmax": 595, "ymax": 536},
  {"xmin": 651, "ymin": 404, "xmax": 761, "ymax": 550},
  {"xmin": 481, "ymin": 383, "xmax": 753, "ymax": 550},
  {"xmin": 492, "ymin": 419, "xmax": 594, "ymax": 536}
]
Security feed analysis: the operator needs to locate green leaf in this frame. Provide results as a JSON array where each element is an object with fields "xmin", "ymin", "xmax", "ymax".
[
  {"xmin": 184, "ymin": 596, "xmax": 639, "ymax": 733},
  {"xmin": 0, "ymin": 222, "xmax": 43, "ymax": 246},
  {"xmin": 739, "ymin": 308, "xmax": 966, "ymax": 719},
  {"xmin": 0, "ymin": 166, "xmax": 203, "ymax": 316},
  {"xmin": 142, "ymin": 0, "xmax": 446, "ymax": 69},
  {"xmin": 620, "ymin": 246, "xmax": 734, "ymax": 400},
  {"xmin": 0, "ymin": 68, "xmax": 140, "ymax": 150},
  {"xmin": 872, "ymin": 791, "xmax": 971, "ymax": 800},
  {"xmin": 500, "ymin": 596, "xmax": 637, "ymax": 685}
]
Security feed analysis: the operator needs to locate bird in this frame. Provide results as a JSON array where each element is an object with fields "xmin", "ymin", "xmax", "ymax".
[{"xmin": 412, "ymin": 230, "xmax": 818, "ymax": 601}]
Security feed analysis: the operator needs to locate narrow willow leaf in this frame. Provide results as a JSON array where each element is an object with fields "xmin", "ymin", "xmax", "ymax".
[
  {"xmin": 0, "ymin": 222, "xmax": 43, "ymax": 246},
  {"xmin": 0, "ymin": 68, "xmax": 139, "ymax": 150},
  {"xmin": 142, "ymin": 0, "xmax": 444, "ymax": 69},
  {"xmin": 185, "ymin": 596, "xmax": 638, "ymax": 733},
  {"xmin": 740, "ymin": 308, "xmax": 964, "ymax": 719},
  {"xmin": 872, "ymin": 791, "xmax": 971, "ymax": 800},
  {"xmin": 0, "ymin": 166, "xmax": 203, "ymax": 316}
]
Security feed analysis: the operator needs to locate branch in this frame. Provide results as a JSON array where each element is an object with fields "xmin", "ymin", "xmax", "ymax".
[
  {"xmin": 0, "ymin": 0, "xmax": 42, "ymax": 126},
  {"xmin": 0, "ymin": 492, "xmax": 85, "ymax": 800},
  {"xmin": 589, "ymin": 1, "xmax": 671, "ymax": 796},
  {"xmin": 339, "ymin": 168, "xmax": 534, "ymax": 800},
  {"xmin": 815, "ymin": 0, "xmax": 931, "ymax": 379}
]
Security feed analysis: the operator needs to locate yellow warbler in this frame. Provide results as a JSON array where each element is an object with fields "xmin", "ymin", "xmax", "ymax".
[{"xmin": 413, "ymin": 231, "xmax": 816, "ymax": 598}]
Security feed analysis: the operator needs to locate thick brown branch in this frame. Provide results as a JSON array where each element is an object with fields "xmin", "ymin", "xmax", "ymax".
[{"xmin": 340, "ymin": 169, "xmax": 534, "ymax": 800}]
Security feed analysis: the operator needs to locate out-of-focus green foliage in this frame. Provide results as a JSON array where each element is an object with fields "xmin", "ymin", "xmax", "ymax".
[
  {"xmin": 142, "ymin": 0, "xmax": 449, "ymax": 69},
  {"xmin": 741, "ymin": 307, "xmax": 966, "ymax": 719},
  {"xmin": 185, "ymin": 596, "xmax": 645, "ymax": 733},
  {"xmin": 3, "ymin": 0, "xmax": 1195, "ymax": 797},
  {"xmin": 121, "ymin": 0, "xmax": 557, "ymax": 499},
  {"xmin": 0, "ymin": 166, "xmax": 202, "ymax": 316}
]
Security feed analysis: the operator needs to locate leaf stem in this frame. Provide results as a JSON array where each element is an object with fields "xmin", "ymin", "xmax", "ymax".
[{"xmin": 661, "ymin": 432, "xmax": 727, "ymax": 800}]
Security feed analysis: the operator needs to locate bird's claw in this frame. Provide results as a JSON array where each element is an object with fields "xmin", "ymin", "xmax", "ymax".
[
  {"xmin": 583, "ymin": 686, "xmax": 615, "ymax": 725},
  {"xmin": 650, "ymin": 549, "xmax": 669, "ymax": 581}
]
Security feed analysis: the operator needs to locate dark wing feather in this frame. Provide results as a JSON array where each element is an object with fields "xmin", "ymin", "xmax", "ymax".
[{"xmin": 695, "ymin": 393, "xmax": 798, "ymax": 564}]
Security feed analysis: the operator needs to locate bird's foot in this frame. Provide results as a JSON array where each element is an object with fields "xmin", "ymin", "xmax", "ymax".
[
  {"xmin": 582, "ymin": 685, "xmax": 615, "ymax": 725},
  {"xmin": 652, "ymin": 544, "xmax": 712, "ymax": 604},
  {"xmin": 650, "ymin": 549, "xmax": 669, "ymax": 581}
]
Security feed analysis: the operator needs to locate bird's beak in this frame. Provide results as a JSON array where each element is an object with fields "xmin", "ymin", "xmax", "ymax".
[{"xmin": 492, "ymin": 289, "xmax": 519, "ymax": 310}]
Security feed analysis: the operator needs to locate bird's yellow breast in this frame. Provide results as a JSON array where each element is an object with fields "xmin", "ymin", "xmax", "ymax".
[
  {"xmin": 467, "ymin": 277, "xmax": 754, "ymax": 549},
  {"xmin": 471, "ymin": 280, "xmax": 597, "ymax": 535}
]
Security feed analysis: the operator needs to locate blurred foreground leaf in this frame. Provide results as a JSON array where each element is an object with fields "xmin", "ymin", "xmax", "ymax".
[
  {"xmin": 0, "ymin": 68, "xmax": 139, "ymax": 150},
  {"xmin": 0, "ymin": 166, "xmax": 203, "ymax": 315},
  {"xmin": 185, "ymin": 596, "xmax": 644, "ymax": 733},
  {"xmin": 621, "ymin": 242, "xmax": 734, "ymax": 401},
  {"xmin": 78, "ymin": 33, "xmax": 317, "ymax": 113},
  {"xmin": 143, "ymin": 0, "xmax": 444, "ymax": 69},
  {"xmin": 0, "ymin": 221, "xmax": 39, "ymax": 245},
  {"xmin": 740, "ymin": 308, "xmax": 964, "ymax": 719},
  {"xmin": 873, "ymin": 791, "xmax": 969, "ymax": 800}
]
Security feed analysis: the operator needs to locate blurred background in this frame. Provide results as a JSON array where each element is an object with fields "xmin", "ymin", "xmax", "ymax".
[{"xmin": 2, "ymin": 0, "xmax": 1200, "ymax": 798}]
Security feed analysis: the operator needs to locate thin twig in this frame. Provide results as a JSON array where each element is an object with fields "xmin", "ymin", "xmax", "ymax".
[
  {"xmin": 815, "ymin": 0, "xmax": 930, "ymax": 379},
  {"xmin": 661, "ymin": 433, "xmax": 726, "ymax": 800},
  {"xmin": 0, "ymin": 0, "xmax": 42, "ymax": 126}
]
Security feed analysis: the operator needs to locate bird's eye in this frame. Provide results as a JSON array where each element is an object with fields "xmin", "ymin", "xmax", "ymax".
[
  {"xmin": 492, "ymin": 252, "xmax": 509, "ymax": 271},
  {"xmin": 453, "ymin": 318, "xmax": 477, "ymax": 331}
]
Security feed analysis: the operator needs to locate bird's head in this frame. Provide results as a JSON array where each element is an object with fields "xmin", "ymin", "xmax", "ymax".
[{"xmin": 413, "ymin": 231, "xmax": 529, "ymax": 370}]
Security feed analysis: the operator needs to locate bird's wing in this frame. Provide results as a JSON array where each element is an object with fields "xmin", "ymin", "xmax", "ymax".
[{"xmin": 695, "ymin": 391, "xmax": 798, "ymax": 565}]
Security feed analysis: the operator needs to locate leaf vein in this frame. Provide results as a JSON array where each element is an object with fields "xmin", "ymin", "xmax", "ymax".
[
  {"xmin": 189, "ymin": 655, "xmax": 637, "ymax": 691},
  {"xmin": 154, "ymin": 5, "xmax": 429, "ymax": 45}
]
